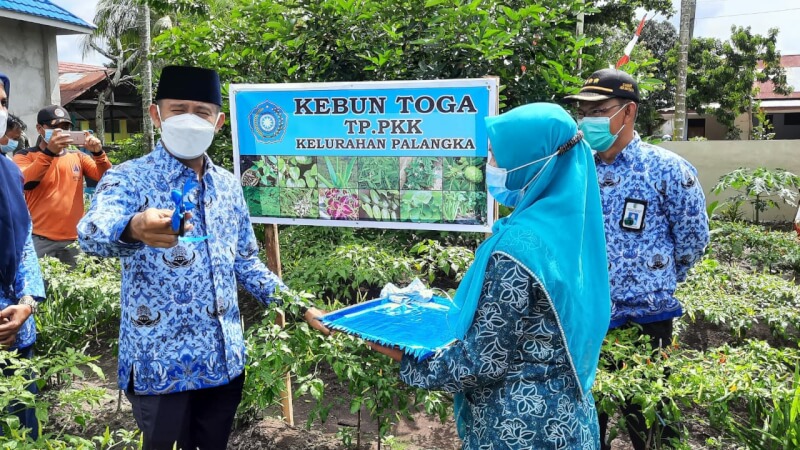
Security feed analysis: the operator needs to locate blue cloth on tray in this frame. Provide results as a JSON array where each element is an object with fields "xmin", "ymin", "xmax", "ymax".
[{"xmin": 320, "ymin": 295, "xmax": 461, "ymax": 361}]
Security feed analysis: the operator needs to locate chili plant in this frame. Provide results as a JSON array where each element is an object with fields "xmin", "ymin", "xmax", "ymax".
[
  {"xmin": 401, "ymin": 191, "xmax": 442, "ymax": 223},
  {"xmin": 319, "ymin": 157, "xmax": 358, "ymax": 188},
  {"xmin": 443, "ymin": 157, "xmax": 485, "ymax": 191},
  {"xmin": 402, "ymin": 157, "xmax": 441, "ymax": 190},
  {"xmin": 279, "ymin": 188, "xmax": 319, "ymax": 218},
  {"xmin": 358, "ymin": 157, "xmax": 400, "ymax": 190},
  {"xmin": 278, "ymin": 156, "xmax": 318, "ymax": 188},
  {"xmin": 359, "ymin": 190, "xmax": 399, "ymax": 221},
  {"xmin": 320, "ymin": 188, "xmax": 360, "ymax": 220}
]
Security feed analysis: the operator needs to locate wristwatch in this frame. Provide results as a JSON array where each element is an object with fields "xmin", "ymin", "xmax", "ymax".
[{"xmin": 18, "ymin": 296, "xmax": 38, "ymax": 315}]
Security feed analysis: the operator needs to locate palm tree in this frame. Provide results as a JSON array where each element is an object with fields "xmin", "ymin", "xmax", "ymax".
[{"xmin": 83, "ymin": 0, "xmax": 173, "ymax": 150}]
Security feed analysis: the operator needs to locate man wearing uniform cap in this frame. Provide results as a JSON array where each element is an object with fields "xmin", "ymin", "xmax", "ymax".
[
  {"xmin": 0, "ymin": 72, "xmax": 46, "ymax": 439},
  {"xmin": 13, "ymin": 104, "xmax": 109, "ymax": 266},
  {"xmin": 78, "ymin": 65, "xmax": 326, "ymax": 450},
  {"xmin": 565, "ymin": 68, "xmax": 710, "ymax": 449}
]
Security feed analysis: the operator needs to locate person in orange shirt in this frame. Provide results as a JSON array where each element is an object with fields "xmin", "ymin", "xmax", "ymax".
[{"xmin": 13, "ymin": 105, "xmax": 111, "ymax": 266}]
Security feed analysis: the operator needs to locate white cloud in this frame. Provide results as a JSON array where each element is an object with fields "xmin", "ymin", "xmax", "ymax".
[{"xmin": 50, "ymin": 0, "xmax": 108, "ymax": 66}]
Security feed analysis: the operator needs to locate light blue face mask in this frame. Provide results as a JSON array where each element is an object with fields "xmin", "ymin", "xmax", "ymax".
[
  {"xmin": 486, "ymin": 151, "xmax": 558, "ymax": 207},
  {"xmin": 1, "ymin": 138, "xmax": 17, "ymax": 154},
  {"xmin": 43, "ymin": 129, "xmax": 55, "ymax": 143},
  {"xmin": 578, "ymin": 103, "xmax": 630, "ymax": 152}
]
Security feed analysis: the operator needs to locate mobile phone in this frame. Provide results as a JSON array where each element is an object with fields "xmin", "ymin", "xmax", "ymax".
[{"xmin": 68, "ymin": 131, "xmax": 86, "ymax": 146}]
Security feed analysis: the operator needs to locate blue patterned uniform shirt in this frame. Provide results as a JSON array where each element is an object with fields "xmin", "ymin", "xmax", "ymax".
[
  {"xmin": 595, "ymin": 134, "xmax": 709, "ymax": 329},
  {"xmin": 0, "ymin": 223, "xmax": 46, "ymax": 350},
  {"xmin": 78, "ymin": 143, "xmax": 285, "ymax": 395}
]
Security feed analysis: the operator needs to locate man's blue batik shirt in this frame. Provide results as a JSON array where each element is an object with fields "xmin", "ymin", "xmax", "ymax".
[
  {"xmin": 0, "ymin": 223, "xmax": 45, "ymax": 350},
  {"xmin": 78, "ymin": 142, "xmax": 285, "ymax": 395},
  {"xmin": 595, "ymin": 134, "xmax": 709, "ymax": 329}
]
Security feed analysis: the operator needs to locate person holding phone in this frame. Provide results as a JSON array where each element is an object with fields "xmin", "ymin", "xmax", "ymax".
[{"xmin": 13, "ymin": 105, "xmax": 111, "ymax": 266}]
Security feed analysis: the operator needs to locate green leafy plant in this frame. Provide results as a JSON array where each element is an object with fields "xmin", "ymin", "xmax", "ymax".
[
  {"xmin": 359, "ymin": 190, "xmax": 400, "ymax": 221},
  {"xmin": 713, "ymin": 168, "xmax": 800, "ymax": 224},
  {"xmin": 400, "ymin": 191, "xmax": 442, "ymax": 223},
  {"xmin": 443, "ymin": 157, "xmax": 485, "ymax": 191},
  {"xmin": 243, "ymin": 186, "xmax": 279, "ymax": 216},
  {"xmin": 279, "ymin": 188, "xmax": 319, "ymax": 218},
  {"xmin": 278, "ymin": 156, "xmax": 318, "ymax": 188},
  {"xmin": 318, "ymin": 157, "xmax": 358, "ymax": 189},
  {"xmin": 402, "ymin": 157, "xmax": 441, "ymax": 190},
  {"xmin": 242, "ymin": 156, "xmax": 279, "ymax": 188},
  {"xmin": 358, "ymin": 157, "xmax": 400, "ymax": 190},
  {"xmin": 410, "ymin": 239, "xmax": 474, "ymax": 286},
  {"xmin": 442, "ymin": 191, "xmax": 487, "ymax": 224}
]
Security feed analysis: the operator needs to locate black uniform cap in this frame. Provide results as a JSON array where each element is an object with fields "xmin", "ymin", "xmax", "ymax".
[
  {"xmin": 564, "ymin": 68, "xmax": 640, "ymax": 103},
  {"xmin": 155, "ymin": 65, "xmax": 222, "ymax": 106}
]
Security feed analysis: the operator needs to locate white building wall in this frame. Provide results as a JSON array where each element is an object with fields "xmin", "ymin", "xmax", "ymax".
[{"xmin": 0, "ymin": 16, "xmax": 62, "ymax": 139}]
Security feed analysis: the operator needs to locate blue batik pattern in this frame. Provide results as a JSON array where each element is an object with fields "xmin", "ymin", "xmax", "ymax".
[
  {"xmin": 78, "ymin": 142, "xmax": 285, "ymax": 395},
  {"xmin": 595, "ymin": 133, "xmax": 709, "ymax": 329},
  {"xmin": 0, "ymin": 223, "xmax": 45, "ymax": 350},
  {"xmin": 400, "ymin": 253, "xmax": 599, "ymax": 450}
]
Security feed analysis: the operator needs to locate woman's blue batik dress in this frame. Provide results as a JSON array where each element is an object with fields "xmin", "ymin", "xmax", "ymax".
[{"xmin": 400, "ymin": 253, "xmax": 600, "ymax": 449}]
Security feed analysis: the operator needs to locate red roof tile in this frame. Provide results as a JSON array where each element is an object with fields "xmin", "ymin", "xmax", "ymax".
[
  {"xmin": 58, "ymin": 62, "xmax": 116, "ymax": 105},
  {"xmin": 757, "ymin": 55, "xmax": 800, "ymax": 100}
]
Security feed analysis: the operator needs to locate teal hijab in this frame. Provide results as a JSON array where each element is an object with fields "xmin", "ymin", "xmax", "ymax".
[{"xmin": 451, "ymin": 102, "xmax": 611, "ymax": 436}]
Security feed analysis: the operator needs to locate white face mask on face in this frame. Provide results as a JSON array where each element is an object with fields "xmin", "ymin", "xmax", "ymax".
[
  {"xmin": 157, "ymin": 106, "xmax": 219, "ymax": 160},
  {"xmin": 0, "ymin": 109, "xmax": 7, "ymax": 137}
]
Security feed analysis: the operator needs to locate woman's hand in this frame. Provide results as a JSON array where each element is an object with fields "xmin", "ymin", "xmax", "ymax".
[{"xmin": 368, "ymin": 342, "xmax": 403, "ymax": 362}]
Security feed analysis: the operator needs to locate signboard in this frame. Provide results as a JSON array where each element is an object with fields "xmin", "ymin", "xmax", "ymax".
[{"xmin": 231, "ymin": 79, "xmax": 498, "ymax": 232}]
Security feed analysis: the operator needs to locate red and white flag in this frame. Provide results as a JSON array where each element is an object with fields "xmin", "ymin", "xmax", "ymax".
[{"xmin": 616, "ymin": 15, "xmax": 648, "ymax": 68}]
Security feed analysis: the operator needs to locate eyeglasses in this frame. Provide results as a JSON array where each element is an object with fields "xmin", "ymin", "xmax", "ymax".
[
  {"xmin": 576, "ymin": 103, "xmax": 627, "ymax": 120},
  {"xmin": 171, "ymin": 177, "xmax": 210, "ymax": 242}
]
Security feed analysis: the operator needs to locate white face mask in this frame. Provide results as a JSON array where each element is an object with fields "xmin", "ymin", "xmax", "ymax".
[
  {"xmin": 158, "ymin": 106, "xmax": 219, "ymax": 160},
  {"xmin": 0, "ymin": 109, "xmax": 7, "ymax": 137}
]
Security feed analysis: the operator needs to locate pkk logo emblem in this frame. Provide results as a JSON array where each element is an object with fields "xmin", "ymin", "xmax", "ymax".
[{"xmin": 249, "ymin": 99, "xmax": 287, "ymax": 144}]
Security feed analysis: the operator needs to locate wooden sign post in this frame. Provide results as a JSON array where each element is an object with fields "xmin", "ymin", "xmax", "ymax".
[{"xmin": 263, "ymin": 223, "xmax": 294, "ymax": 426}]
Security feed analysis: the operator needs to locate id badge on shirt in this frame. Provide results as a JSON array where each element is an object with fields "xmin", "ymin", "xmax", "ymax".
[{"xmin": 620, "ymin": 198, "xmax": 647, "ymax": 232}]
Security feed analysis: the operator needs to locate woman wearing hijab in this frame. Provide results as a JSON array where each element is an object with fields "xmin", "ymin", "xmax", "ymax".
[
  {"xmin": 0, "ymin": 72, "xmax": 46, "ymax": 439},
  {"xmin": 370, "ymin": 103, "xmax": 611, "ymax": 448}
]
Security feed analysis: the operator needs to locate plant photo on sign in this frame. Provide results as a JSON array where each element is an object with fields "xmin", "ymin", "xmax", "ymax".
[
  {"xmin": 243, "ymin": 186, "xmax": 279, "ymax": 216},
  {"xmin": 359, "ymin": 190, "xmax": 400, "ymax": 221},
  {"xmin": 400, "ymin": 157, "xmax": 442, "ymax": 190},
  {"xmin": 401, "ymin": 190, "xmax": 442, "ymax": 223},
  {"xmin": 278, "ymin": 156, "xmax": 318, "ymax": 188},
  {"xmin": 443, "ymin": 157, "xmax": 485, "ymax": 191},
  {"xmin": 320, "ymin": 188, "xmax": 360, "ymax": 220},
  {"xmin": 280, "ymin": 188, "xmax": 319, "ymax": 218},
  {"xmin": 357, "ymin": 157, "xmax": 401, "ymax": 190},
  {"xmin": 318, "ymin": 157, "xmax": 359, "ymax": 189},
  {"xmin": 240, "ymin": 155, "xmax": 278, "ymax": 187},
  {"xmin": 443, "ymin": 191, "xmax": 487, "ymax": 224}
]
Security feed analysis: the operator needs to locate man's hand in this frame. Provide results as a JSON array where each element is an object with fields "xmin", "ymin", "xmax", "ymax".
[
  {"xmin": 46, "ymin": 129, "xmax": 71, "ymax": 154},
  {"xmin": 0, "ymin": 305, "xmax": 32, "ymax": 348},
  {"xmin": 122, "ymin": 208, "xmax": 194, "ymax": 248},
  {"xmin": 303, "ymin": 307, "xmax": 331, "ymax": 336},
  {"xmin": 84, "ymin": 133, "xmax": 103, "ymax": 153}
]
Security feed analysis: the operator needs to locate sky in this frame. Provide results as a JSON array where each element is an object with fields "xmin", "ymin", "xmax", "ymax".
[{"xmin": 51, "ymin": 0, "xmax": 800, "ymax": 67}]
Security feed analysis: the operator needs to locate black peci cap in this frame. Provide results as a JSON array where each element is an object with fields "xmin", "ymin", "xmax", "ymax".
[
  {"xmin": 564, "ymin": 68, "xmax": 640, "ymax": 103},
  {"xmin": 155, "ymin": 65, "xmax": 222, "ymax": 106},
  {"xmin": 37, "ymin": 105, "xmax": 73, "ymax": 126}
]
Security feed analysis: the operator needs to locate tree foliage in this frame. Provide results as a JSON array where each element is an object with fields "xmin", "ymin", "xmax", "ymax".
[
  {"xmin": 154, "ymin": 0, "xmax": 599, "ymax": 109},
  {"xmin": 670, "ymin": 26, "xmax": 791, "ymax": 138}
]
